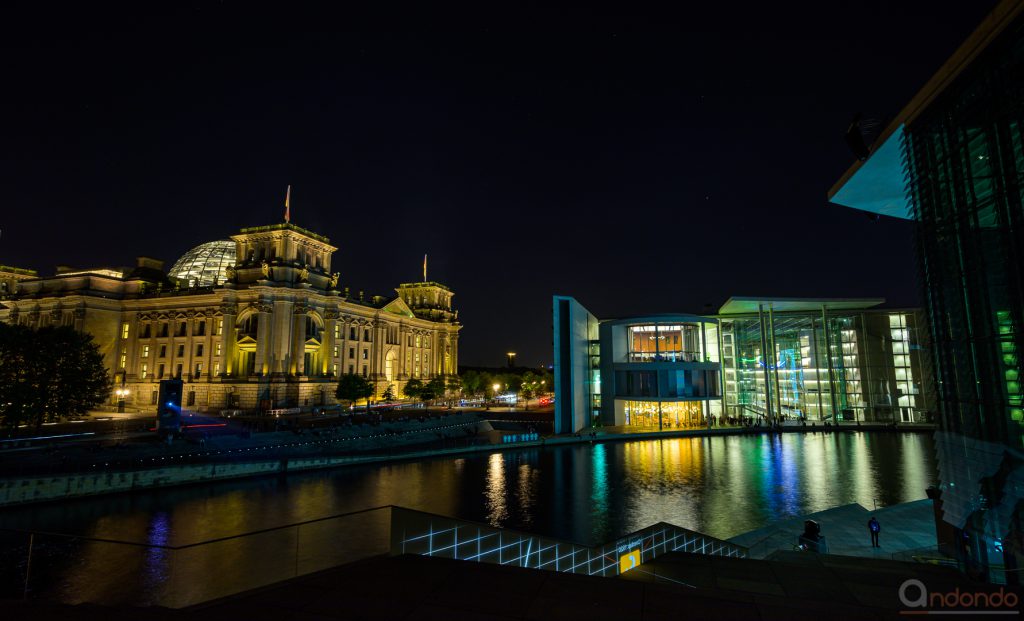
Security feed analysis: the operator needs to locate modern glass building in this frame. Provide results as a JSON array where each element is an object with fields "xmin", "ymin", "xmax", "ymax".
[
  {"xmin": 718, "ymin": 298, "xmax": 931, "ymax": 425},
  {"xmin": 829, "ymin": 0, "xmax": 1024, "ymax": 582},
  {"xmin": 554, "ymin": 295, "xmax": 933, "ymax": 434}
]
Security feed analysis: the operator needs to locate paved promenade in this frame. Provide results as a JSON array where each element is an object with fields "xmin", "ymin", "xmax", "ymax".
[{"xmin": 729, "ymin": 499, "xmax": 938, "ymax": 560}]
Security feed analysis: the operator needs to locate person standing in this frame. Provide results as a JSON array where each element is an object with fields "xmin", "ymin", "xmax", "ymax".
[{"xmin": 868, "ymin": 516, "xmax": 881, "ymax": 548}]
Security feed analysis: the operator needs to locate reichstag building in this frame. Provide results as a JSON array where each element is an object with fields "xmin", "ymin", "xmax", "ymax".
[{"xmin": 0, "ymin": 218, "xmax": 461, "ymax": 411}]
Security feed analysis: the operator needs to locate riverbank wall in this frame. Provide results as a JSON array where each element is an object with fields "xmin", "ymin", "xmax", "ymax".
[{"xmin": 0, "ymin": 423, "xmax": 934, "ymax": 508}]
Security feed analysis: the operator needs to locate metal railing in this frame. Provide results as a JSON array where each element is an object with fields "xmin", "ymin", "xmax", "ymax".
[
  {"xmin": 391, "ymin": 507, "xmax": 747, "ymax": 578},
  {"xmin": 627, "ymin": 351, "xmax": 704, "ymax": 363}
]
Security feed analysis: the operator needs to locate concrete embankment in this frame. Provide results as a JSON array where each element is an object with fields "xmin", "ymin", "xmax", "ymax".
[{"xmin": 0, "ymin": 422, "xmax": 934, "ymax": 507}]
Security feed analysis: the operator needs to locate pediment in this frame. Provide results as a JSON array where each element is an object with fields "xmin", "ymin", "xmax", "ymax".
[{"xmin": 382, "ymin": 297, "xmax": 415, "ymax": 318}]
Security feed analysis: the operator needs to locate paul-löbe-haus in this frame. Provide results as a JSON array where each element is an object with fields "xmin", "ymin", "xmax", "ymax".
[
  {"xmin": 0, "ymin": 218, "xmax": 460, "ymax": 411},
  {"xmin": 553, "ymin": 296, "xmax": 933, "ymax": 435}
]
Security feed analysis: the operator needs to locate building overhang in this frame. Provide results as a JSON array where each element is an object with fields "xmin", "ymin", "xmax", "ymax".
[
  {"xmin": 601, "ymin": 314, "xmax": 716, "ymax": 326},
  {"xmin": 718, "ymin": 297, "xmax": 885, "ymax": 315},
  {"xmin": 828, "ymin": 0, "xmax": 1024, "ymax": 220},
  {"xmin": 828, "ymin": 127, "xmax": 911, "ymax": 220}
]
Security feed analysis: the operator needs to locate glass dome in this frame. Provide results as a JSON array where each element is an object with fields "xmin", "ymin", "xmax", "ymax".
[{"xmin": 168, "ymin": 240, "xmax": 236, "ymax": 287}]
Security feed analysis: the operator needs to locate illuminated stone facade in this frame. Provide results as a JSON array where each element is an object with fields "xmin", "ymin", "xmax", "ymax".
[{"xmin": 0, "ymin": 222, "xmax": 460, "ymax": 412}]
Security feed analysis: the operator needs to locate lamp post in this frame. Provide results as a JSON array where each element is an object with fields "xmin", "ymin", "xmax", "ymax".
[
  {"xmin": 506, "ymin": 352, "xmax": 516, "ymax": 368},
  {"xmin": 115, "ymin": 387, "xmax": 129, "ymax": 413}
]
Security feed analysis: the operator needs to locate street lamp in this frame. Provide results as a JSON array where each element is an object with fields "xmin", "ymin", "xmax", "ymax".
[
  {"xmin": 506, "ymin": 352, "xmax": 516, "ymax": 368},
  {"xmin": 115, "ymin": 387, "xmax": 129, "ymax": 413}
]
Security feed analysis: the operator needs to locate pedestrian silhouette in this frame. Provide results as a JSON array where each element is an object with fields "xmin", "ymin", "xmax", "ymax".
[{"xmin": 868, "ymin": 516, "xmax": 881, "ymax": 548}]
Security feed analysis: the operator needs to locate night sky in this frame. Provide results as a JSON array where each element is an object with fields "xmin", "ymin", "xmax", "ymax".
[{"xmin": 0, "ymin": 2, "xmax": 998, "ymax": 367}]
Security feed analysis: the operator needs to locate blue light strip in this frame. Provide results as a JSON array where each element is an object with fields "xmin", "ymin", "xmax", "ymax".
[{"xmin": 392, "ymin": 508, "xmax": 747, "ymax": 579}]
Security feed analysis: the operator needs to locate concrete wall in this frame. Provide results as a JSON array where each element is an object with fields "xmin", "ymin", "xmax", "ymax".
[{"xmin": 553, "ymin": 296, "xmax": 598, "ymax": 434}]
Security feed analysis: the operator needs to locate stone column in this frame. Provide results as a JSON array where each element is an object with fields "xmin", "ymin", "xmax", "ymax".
[
  {"xmin": 291, "ymin": 304, "xmax": 307, "ymax": 375},
  {"xmin": 254, "ymin": 302, "xmax": 273, "ymax": 376},
  {"xmin": 324, "ymin": 309, "xmax": 339, "ymax": 377},
  {"xmin": 220, "ymin": 304, "xmax": 237, "ymax": 376},
  {"xmin": 271, "ymin": 299, "xmax": 293, "ymax": 376},
  {"xmin": 399, "ymin": 324, "xmax": 409, "ymax": 379}
]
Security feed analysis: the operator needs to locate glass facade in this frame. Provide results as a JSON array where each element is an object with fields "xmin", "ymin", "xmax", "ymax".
[
  {"xmin": 622, "ymin": 400, "xmax": 705, "ymax": 429},
  {"xmin": 597, "ymin": 317, "xmax": 722, "ymax": 430},
  {"xmin": 168, "ymin": 240, "xmax": 237, "ymax": 287},
  {"xmin": 719, "ymin": 308, "xmax": 930, "ymax": 424},
  {"xmin": 898, "ymin": 14, "xmax": 1024, "ymax": 583}
]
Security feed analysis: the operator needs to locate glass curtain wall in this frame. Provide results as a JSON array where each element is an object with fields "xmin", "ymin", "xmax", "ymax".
[
  {"xmin": 623, "ymin": 401, "xmax": 704, "ymax": 428},
  {"xmin": 628, "ymin": 324, "xmax": 702, "ymax": 362},
  {"xmin": 719, "ymin": 311, "xmax": 909, "ymax": 423},
  {"xmin": 900, "ymin": 19, "xmax": 1024, "ymax": 580}
]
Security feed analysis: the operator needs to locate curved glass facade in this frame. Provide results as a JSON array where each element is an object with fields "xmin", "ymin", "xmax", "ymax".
[{"xmin": 168, "ymin": 240, "xmax": 236, "ymax": 287}]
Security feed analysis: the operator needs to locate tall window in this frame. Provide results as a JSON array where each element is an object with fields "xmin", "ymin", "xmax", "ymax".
[
  {"xmin": 141, "ymin": 345, "xmax": 150, "ymax": 358},
  {"xmin": 121, "ymin": 322, "xmax": 129, "ymax": 339},
  {"xmin": 350, "ymin": 326, "xmax": 357, "ymax": 340},
  {"xmin": 363, "ymin": 329, "xmax": 371, "ymax": 342},
  {"xmin": 197, "ymin": 321, "xmax": 206, "ymax": 336},
  {"xmin": 216, "ymin": 319, "xmax": 223, "ymax": 336},
  {"xmin": 196, "ymin": 344, "xmax": 204, "ymax": 356},
  {"xmin": 177, "ymin": 344, "xmax": 185, "ymax": 357},
  {"xmin": 141, "ymin": 363, "xmax": 148, "ymax": 379}
]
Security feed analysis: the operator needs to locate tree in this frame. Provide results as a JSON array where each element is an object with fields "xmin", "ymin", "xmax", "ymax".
[
  {"xmin": 520, "ymin": 371, "xmax": 539, "ymax": 410},
  {"xmin": 382, "ymin": 384, "xmax": 396, "ymax": 402},
  {"xmin": 445, "ymin": 375, "xmax": 462, "ymax": 405},
  {"xmin": 335, "ymin": 373, "xmax": 374, "ymax": 411},
  {"xmin": 0, "ymin": 324, "xmax": 111, "ymax": 429},
  {"xmin": 403, "ymin": 378, "xmax": 423, "ymax": 401},
  {"xmin": 460, "ymin": 369, "xmax": 482, "ymax": 397},
  {"xmin": 421, "ymin": 376, "xmax": 446, "ymax": 403}
]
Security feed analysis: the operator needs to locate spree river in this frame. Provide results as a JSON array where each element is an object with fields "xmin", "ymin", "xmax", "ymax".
[{"xmin": 0, "ymin": 431, "xmax": 936, "ymax": 604}]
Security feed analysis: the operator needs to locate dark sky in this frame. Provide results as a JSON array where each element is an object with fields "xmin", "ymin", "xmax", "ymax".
[{"xmin": 0, "ymin": 2, "xmax": 999, "ymax": 367}]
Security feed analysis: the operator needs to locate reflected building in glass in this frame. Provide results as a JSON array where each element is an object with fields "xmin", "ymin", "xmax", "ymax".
[
  {"xmin": 553, "ymin": 295, "xmax": 933, "ymax": 434},
  {"xmin": 829, "ymin": 0, "xmax": 1024, "ymax": 581}
]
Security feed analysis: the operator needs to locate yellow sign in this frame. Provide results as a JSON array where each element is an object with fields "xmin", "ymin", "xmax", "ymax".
[{"xmin": 619, "ymin": 549, "xmax": 641, "ymax": 574}]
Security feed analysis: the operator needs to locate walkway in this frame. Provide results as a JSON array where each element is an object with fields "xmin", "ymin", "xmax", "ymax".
[
  {"xmin": 729, "ymin": 499, "xmax": 938, "ymax": 560},
  {"xmin": 4, "ymin": 550, "xmax": 1006, "ymax": 620}
]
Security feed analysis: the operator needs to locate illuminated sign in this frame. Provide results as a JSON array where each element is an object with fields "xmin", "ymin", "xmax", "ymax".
[{"xmin": 619, "ymin": 549, "xmax": 641, "ymax": 574}]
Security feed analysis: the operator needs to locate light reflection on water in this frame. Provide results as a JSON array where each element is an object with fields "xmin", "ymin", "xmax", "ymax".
[{"xmin": 0, "ymin": 432, "xmax": 936, "ymax": 602}]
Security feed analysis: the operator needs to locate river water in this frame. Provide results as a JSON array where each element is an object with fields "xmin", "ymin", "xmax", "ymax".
[{"xmin": 0, "ymin": 431, "xmax": 936, "ymax": 604}]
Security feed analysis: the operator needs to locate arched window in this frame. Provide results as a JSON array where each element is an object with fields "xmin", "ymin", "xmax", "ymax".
[
  {"xmin": 238, "ymin": 314, "xmax": 259, "ymax": 337},
  {"xmin": 305, "ymin": 315, "xmax": 322, "ymax": 341}
]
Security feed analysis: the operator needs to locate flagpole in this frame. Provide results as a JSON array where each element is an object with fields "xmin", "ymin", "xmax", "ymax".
[{"xmin": 284, "ymin": 185, "xmax": 291, "ymax": 223}]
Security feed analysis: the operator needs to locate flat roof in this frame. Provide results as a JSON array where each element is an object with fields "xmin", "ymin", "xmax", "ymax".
[
  {"xmin": 718, "ymin": 297, "xmax": 886, "ymax": 315},
  {"xmin": 828, "ymin": 0, "xmax": 1024, "ymax": 218},
  {"xmin": 602, "ymin": 313, "xmax": 716, "ymax": 325}
]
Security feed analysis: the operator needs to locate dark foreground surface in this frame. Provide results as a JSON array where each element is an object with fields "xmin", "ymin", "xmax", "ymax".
[{"xmin": 2, "ymin": 551, "xmax": 1017, "ymax": 620}]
